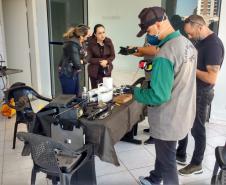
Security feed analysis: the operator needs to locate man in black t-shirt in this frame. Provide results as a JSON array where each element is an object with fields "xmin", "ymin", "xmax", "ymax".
[{"xmin": 176, "ymin": 15, "xmax": 224, "ymax": 176}]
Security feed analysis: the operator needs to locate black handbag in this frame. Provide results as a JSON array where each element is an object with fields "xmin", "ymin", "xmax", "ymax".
[{"xmin": 61, "ymin": 59, "xmax": 75, "ymax": 78}]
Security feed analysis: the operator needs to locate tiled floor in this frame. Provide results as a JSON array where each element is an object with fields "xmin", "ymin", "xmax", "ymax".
[{"xmin": 0, "ymin": 110, "xmax": 226, "ymax": 185}]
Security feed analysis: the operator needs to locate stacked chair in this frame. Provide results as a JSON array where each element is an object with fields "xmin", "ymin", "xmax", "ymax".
[
  {"xmin": 17, "ymin": 132, "xmax": 96, "ymax": 185},
  {"xmin": 211, "ymin": 142, "xmax": 226, "ymax": 185},
  {"xmin": 12, "ymin": 91, "xmax": 97, "ymax": 185},
  {"xmin": 4, "ymin": 82, "xmax": 52, "ymax": 149}
]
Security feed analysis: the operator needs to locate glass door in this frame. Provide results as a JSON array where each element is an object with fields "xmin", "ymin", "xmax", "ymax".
[{"xmin": 47, "ymin": 0, "xmax": 88, "ymax": 97}]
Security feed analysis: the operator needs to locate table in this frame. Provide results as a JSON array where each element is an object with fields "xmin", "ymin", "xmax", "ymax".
[
  {"xmin": 0, "ymin": 67, "xmax": 23, "ymax": 101},
  {"xmin": 80, "ymin": 100, "xmax": 145, "ymax": 166},
  {"xmin": 33, "ymin": 99, "xmax": 145, "ymax": 166},
  {"xmin": 0, "ymin": 67, "xmax": 23, "ymax": 77}
]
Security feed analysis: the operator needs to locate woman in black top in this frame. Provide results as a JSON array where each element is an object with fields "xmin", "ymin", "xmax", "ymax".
[
  {"xmin": 59, "ymin": 25, "xmax": 90, "ymax": 96},
  {"xmin": 87, "ymin": 24, "xmax": 115, "ymax": 89}
]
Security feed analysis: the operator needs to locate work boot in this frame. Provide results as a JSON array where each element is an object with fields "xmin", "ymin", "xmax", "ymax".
[
  {"xmin": 139, "ymin": 176, "xmax": 153, "ymax": 185},
  {"xmin": 179, "ymin": 164, "xmax": 203, "ymax": 176}
]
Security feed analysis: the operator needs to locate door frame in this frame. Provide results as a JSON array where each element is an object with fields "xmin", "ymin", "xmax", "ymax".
[{"xmin": 46, "ymin": 0, "xmax": 88, "ymax": 97}]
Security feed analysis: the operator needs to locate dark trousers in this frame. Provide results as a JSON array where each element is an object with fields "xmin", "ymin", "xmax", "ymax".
[
  {"xmin": 177, "ymin": 88, "xmax": 214, "ymax": 165},
  {"xmin": 90, "ymin": 76, "xmax": 103, "ymax": 89},
  {"xmin": 59, "ymin": 73, "xmax": 80, "ymax": 96},
  {"xmin": 149, "ymin": 139, "xmax": 179, "ymax": 185}
]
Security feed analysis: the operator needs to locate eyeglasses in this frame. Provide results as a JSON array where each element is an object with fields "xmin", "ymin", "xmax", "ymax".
[
  {"xmin": 139, "ymin": 15, "xmax": 167, "ymax": 30},
  {"xmin": 138, "ymin": 23, "xmax": 149, "ymax": 30},
  {"xmin": 184, "ymin": 18, "xmax": 204, "ymax": 26}
]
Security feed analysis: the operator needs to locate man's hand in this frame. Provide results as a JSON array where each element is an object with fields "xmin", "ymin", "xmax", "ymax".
[
  {"xmin": 134, "ymin": 46, "xmax": 159, "ymax": 57},
  {"xmin": 118, "ymin": 46, "xmax": 137, "ymax": 55},
  {"xmin": 123, "ymin": 85, "xmax": 134, "ymax": 94},
  {"xmin": 100, "ymin": 60, "xmax": 108, "ymax": 68}
]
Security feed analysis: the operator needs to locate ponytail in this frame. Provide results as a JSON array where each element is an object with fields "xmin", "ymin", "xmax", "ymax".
[{"xmin": 63, "ymin": 25, "xmax": 90, "ymax": 39}]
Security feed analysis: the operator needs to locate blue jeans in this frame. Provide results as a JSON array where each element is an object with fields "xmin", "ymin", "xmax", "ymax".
[
  {"xmin": 177, "ymin": 88, "xmax": 214, "ymax": 165},
  {"xmin": 59, "ymin": 72, "xmax": 80, "ymax": 96},
  {"xmin": 148, "ymin": 139, "xmax": 179, "ymax": 185}
]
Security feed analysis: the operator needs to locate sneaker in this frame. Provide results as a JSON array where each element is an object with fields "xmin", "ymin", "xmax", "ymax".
[
  {"xmin": 176, "ymin": 155, "xmax": 187, "ymax": 166},
  {"xmin": 144, "ymin": 136, "xmax": 155, "ymax": 145},
  {"xmin": 178, "ymin": 164, "xmax": 203, "ymax": 176},
  {"xmin": 143, "ymin": 128, "xmax": 150, "ymax": 133},
  {"xmin": 139, "ymin": 176, "xmax": 152, "ymax": 185}
]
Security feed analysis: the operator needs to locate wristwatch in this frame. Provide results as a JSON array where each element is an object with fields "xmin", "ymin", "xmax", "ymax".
[{"xmin": 134, "ymin": 47, "xmax": 139, "ymax": 53}]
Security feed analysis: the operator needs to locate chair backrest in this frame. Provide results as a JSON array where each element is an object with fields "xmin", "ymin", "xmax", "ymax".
[
  {"xmin": 4, "ymin": 83, "xmax": 31, "ymax": 111},
  {"xmin": 17, "ymin": 132, "xmax": 74, "ymax": 174},
  {"xmin": 4, "ymin": 83, "xmax": 52, "ymax": 121}
]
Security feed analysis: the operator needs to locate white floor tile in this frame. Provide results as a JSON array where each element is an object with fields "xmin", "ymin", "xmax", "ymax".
[
  {"xmin": 5, "ymin": 117, "xmax": 15, "ymax": 130},
  {"xmin": 129, "ymin": 165, "xmax": 154, "ymax": 181},
  {"xmin": 118, "ymin": 149, "xmax": 155, "ymax": 170},
  {"xmin": 95, "ymin": 157, "xmax": 127, "ymax": 177},
  {"xmin": 3, "ymin": 152, "xmax": 33, "ymax": 174},
  {"xmin": 0, "ymin": 141, "xmax": 4, "ymax": 156},
  {"xmin": 183, "ymin": 178, "xmax": 211, "ymax": 185},
  {"xmin": 2, "ymin": 168, "xmax": 47, "ymax": 185},
  {"xmin": 114, "ymin": 141, "xmax": 144, "ymax": 153},
  {"xmin": 206, "ymin": 127, "xmax": 222, "ymax": 138},
  {"xmin": 3, "ymin": 139, "xmax": 25, "ymax": 155},
  {"xmin": 0, "ymin": 116, "xmax": 6, "ymax": 131},
  {"xmin": 207, "ymin": 135, "xmax": 226, "ymax": 148},
  {"xmin": 0, "ymin": 131, "xmax": 4, "ymax": 144},
  {"xmin": 203, "ymin": 154, "xmax": 216, "ymax": 172},
  {"xmin": 1, "ymin": 111, "xmax": 226, "ymax": 185},
  {"xmin": 97, "ymin": 171, "xmax": 139, "ymax": 185},
  {"xmin": 208, "ymin": 123, "xmax": 226, "ymax": 136},
  {"xmin": 4, "ymin": 124, "xmax": 27, "ymax": 143},
  {"xmin": 143, "ymin": 144, "xmax": 156, "ymax": 157},
  {"xmin": 0, "ymin": 155, "xmax": 2, "ymax": 185},
  {"xmin": 204, "ymin": 144, "xmax": 215, "ymax": 156}
]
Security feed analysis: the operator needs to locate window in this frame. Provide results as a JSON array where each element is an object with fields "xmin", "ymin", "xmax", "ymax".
[
  {"xmin": 47, "ymin": 0, "xmax": 88, "ymax": 96},
  {"xmin": 164, "ymin": 0, "xmax": 222, "ymax": 34}
]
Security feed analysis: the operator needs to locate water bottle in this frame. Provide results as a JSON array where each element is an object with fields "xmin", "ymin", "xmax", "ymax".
[{"xmin": 82, "ymin": 87, "xmax": 88, "ymax": 100}]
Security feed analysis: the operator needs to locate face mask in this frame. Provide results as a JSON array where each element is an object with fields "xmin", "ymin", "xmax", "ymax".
[
  {"xmin": 146, "ymin": 34, "xmax": 160, "ymax": 45},
  {"xmin": 146, "ymin": 15, "xmax": 167, "ymax": 46}
]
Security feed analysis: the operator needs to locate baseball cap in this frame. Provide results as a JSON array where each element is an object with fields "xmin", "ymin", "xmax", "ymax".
[{"xmin": 137, "ymin": 6, "xmax": 166, "ymax": 37}]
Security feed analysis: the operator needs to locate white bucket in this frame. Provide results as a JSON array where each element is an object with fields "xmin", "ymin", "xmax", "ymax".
[
  {"xmin": 98, "ymin": 83, "xmax": 113, "ymax": 103},
  {"xmin": 103, "ymin": 77, "xmax": 113, "ymax": 90}
]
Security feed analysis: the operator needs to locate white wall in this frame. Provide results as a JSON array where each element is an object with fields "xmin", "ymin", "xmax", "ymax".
[
  {"xmin": 0, "ymin": 0, "xmax": 6, "ymax": 61},
  {"xmin": 2, "ymin": 0, "xmax": 32, "ymax": 86},
  {"xmin": 88, "ymin": 0, "xmax": 161, "ymax": 85},
  {"xmin": 0, "ymin": 0, "xmax": 6, "ymax": 99},
  {"xmin": 0, "ymin": 0, "xmax": 51, "ymax": 98},
  {"xmin": 210, "ymin": 0, "xmax": 226, "ymax": 122},
  {"xmin": 31, "ymin": 0, "xmax": 51, "ymax": 97}
]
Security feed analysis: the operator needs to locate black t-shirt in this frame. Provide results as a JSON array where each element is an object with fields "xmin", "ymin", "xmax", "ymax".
[{"xmin": 196, "ymin": 33, "xmax": 224, "ymax": 90}]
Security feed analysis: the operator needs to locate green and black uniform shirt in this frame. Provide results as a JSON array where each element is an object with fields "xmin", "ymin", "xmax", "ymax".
[{"xmin": 134, "ymin": 31, "xmax": 197, "ymax": 141}]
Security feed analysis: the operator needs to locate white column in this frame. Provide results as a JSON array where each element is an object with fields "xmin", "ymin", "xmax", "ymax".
[
  {"xmin": 0, "ymin": 0, "xmax": 6, "ymax": 99},
  {"xmin": 0, "ymin": 0, "xmax": 6, "ymax": 61},
  {"xmin": 31, "ymin": 0, "xmax": 52, "ymax": 98}
]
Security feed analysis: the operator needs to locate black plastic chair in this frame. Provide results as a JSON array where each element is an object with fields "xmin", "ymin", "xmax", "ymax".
[
  {"xmin": 211, "ymin": 142, "xmax": 226, "ymax": 185},
  {"xmin": 17, "ymin": 132, "xmax": 96, "ymax": 185},
  {"xmin": 4, "ymin": 83, "xmax": 52, "ymax": 149}
]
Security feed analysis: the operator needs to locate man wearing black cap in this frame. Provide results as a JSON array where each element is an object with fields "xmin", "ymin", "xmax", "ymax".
[{"xmin": 131, "ymin": 7, "xmax": 197, "ymax": 185}]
